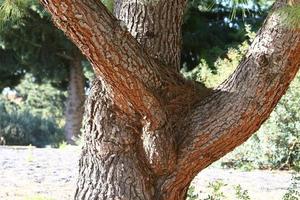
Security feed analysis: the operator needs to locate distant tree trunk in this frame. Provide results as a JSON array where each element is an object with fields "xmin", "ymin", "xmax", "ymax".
[
  {"xmin": 41, "ymin": 0, "xmax": 300, "ymax": 199},
  {"xmin": 65, "ymin": 53, "xmax": 85, "ymax": 144}
]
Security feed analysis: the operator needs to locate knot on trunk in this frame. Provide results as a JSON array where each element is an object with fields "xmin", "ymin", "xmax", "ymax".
[{"xmin": 142, "ymin": 122, "xmax": 177, "ymax": 176}]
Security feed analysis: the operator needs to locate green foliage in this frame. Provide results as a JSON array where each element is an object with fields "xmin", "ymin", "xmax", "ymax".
[
  {"xmin": 15, "ymin": 74, "xmax": 67, "ymax": 125},
  {"xmin": 187, "ymin": 186, "xmax": 199, "ymax": 200},
  {"xmin": 182, "ymin": 0, "xmax": 269, "ymax": 70},
  {"xmin": 283, "ymin": 173, "xmax": 300, "ymax": 200},
  {"xmin": 277, "ymin": 5, "xmax": 300, "ymax": 29},
  {"xmin": 204, "ymin": 180, "xmax": 227, "ymax": 200},
  {"xmin": 187, "ymin": 178, "xmax": 300, "ymax": 200},
  {"xmin": 101, "ymin": 0, "xmax": 114, "ymax": 12},
  {"xmin": 187, "ymin": 180, "xmax": 252, "ymax": 200},
  {"xmin": 259, "ymin": 75, "xmax": 300, "ymax": 170},
  {"xmin": 182, "ymin": 24, "xmax": 254, "ymax": 88},
  {"xmin": 0, "ymin": 0, "xmax": 75, "ymax": 91},
  {"xmin": 0, "ymin": 48, "xmax": 25, "ymax": 89},
  {"xmin": 0, "ymin": 74, "xmax": 65, "ymax": 147},
  {"xmin": 57, "ymin": 141, "xmax": 68, "ymax": 149},
  {"xmin": 0, "ymin": 0, "xmax": 33, "ymax": 27},
  {"xmin": 234, "ymin": 185, "xmax": 251, "ymax": 200},
  {"xmin": 0, "ymin": 99, "xmax": 64, "ymax": 147}
]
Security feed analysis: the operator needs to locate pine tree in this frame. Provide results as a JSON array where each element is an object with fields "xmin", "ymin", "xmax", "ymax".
[{"xmin": 0, "ymin": 0, "xmax": 85, "ymax": 144}]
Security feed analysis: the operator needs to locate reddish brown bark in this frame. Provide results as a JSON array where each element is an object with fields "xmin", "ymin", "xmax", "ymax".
[{"xmin": 40, "ymin": 0, "xmax": 300, "ymax": 199}]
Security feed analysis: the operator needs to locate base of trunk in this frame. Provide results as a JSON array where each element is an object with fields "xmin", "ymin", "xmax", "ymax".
[{"xmin": 75, "ymin": 79, "xmax": 157, "ymax": 199}]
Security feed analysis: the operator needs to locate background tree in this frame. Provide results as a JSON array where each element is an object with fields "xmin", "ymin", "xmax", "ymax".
[
  {"xmin": 40, "ymin": 0, "xmax": 300, "ymax": 199},
  {"xmin": 181, "ymin": 0, "xmax": 271, "ymax": 69},
  {"xmin": 0, "ymin": 75, "xmax": 65, "ymax": 147},
  {"xmin": 0, "ymin": 0, "xmax": 86, "ymax": 144}
]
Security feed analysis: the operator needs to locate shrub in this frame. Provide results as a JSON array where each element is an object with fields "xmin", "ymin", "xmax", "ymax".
[
  {"xmin": 0, "ymin": 97, "xmax": 64, "ymax": 147},
  {"xmin": 204, "ymin": 180, "xmax": 227, "ymax": 200},
  {"xmin": 283, "ymin": 173, "xmax": 300, "ymax": 200},
  {"xmin": 187, "ymin": 186, "xmax": 199, "ymax": 200},
  {"xmin": 0, "ymin": 74, "xmax": 66, "ymax": 147},
  {"xmin": 234, "ymin": 184, "xmax": 251, "ymax": 200}
]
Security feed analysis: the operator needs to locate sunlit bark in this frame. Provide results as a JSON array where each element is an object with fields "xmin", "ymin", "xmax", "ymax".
[{"xmin": 41, "ymin": 0, "xmax": 300, "ymax": 199}]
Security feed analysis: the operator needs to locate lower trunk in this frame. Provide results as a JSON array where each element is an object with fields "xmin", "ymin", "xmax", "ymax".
[
  {"xmin": 75, "ymin": 79, "xmax": 189, "ymax": 200},
  {"xmin": 65, "ymin": 56, "xmax": 85, "ymax": 144}
]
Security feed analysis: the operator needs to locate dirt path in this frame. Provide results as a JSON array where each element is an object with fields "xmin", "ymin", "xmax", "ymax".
[{"xmin": 0, "ymin": 146, "xmax": 298, "ymax": 200}]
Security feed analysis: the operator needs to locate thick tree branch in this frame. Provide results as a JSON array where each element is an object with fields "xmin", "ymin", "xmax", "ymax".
[
  {"xmin": 159, "ymin": 1, "xmax": 300, "ymax": 198},
  {"xmin": 40, "ymin": 0, "xmax": 177, "ymax": 128},
  {"xmin": 41, "ymin": 0, "xmax": 193, "ymax": 176}
]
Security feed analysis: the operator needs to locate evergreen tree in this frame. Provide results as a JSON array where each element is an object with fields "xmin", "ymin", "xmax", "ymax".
[{"xmin": 0, "ymin": 0, "xmax": 86, "ymax": 144}]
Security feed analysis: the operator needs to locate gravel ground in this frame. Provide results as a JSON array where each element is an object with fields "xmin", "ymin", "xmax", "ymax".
[
  {"xmin": 0, "ymin": 146, "xmax": 80, "ymax": 200},
  {"xmin": 192, "ymin": 169, "xmax": 299, "ymax": 199},
  {"xmin": 0, "ymin": 146, "xmax": 299, "ymax": 200}
]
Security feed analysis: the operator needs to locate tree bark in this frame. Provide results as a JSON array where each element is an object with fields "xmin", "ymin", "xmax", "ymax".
[
  {"xmin": 75, "ymin": 79, "xmax": 155, "ymax": 199},
  {"xmin": 114, "ymin": 0, "xmax": 186, "ymax": 70},
  {"xmin": 65, "ymin": 53, "xmax": 85, "ymax": 144},
  {"xmin": 41, "ymin": 0, "xmax": 300, "ymax": 199}
]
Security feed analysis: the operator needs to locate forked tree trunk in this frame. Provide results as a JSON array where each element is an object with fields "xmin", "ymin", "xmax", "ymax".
[
  {"xmin": 65, "ymin": 54, "xmax": 85, "ymax": 144},
  {"xmin": 41, "ymin": 0, "xmax": 300, "ymax": 199},
  {"xmin": 75, "ymin": 79, "xmax": 156, "ymax": 199}
]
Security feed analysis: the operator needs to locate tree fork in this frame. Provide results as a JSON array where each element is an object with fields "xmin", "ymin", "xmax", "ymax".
[{"xmin": 41, "ymin": 0, "xmax": 300, "ymax": 199}]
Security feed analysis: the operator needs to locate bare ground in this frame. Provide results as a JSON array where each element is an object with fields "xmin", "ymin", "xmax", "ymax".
[{"xmin": 0, "ymin": 146, "xmax": 299, "ymax": 200}]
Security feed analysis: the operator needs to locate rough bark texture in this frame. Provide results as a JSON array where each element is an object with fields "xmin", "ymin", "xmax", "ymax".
[
  {"xmin": 114, "ymin": 0, "xmax": 187, "ymax": 70},
  {"xmin": 75, "ymin": 79, "xmax": 155, "ymax": 199},
  {"xmin": 65, "ymin": 54, "xmax": 85, "ymax": 144},
  {"xmin": 41, "ymin": 0, "xmax": 300, "ymax": 199}
]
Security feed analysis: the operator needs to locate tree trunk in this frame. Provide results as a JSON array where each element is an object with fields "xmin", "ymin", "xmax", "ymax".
[
  {"xmin": 65, "ymin": 54, "xmax": 85, "ymax": 144},
  {"xmin": 41, "ymin": 0, "xmax": 300, "ymax": 199},
  {"xmin": 75, "ymin": 79, "xmax": 155, "ymax": 199}
]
